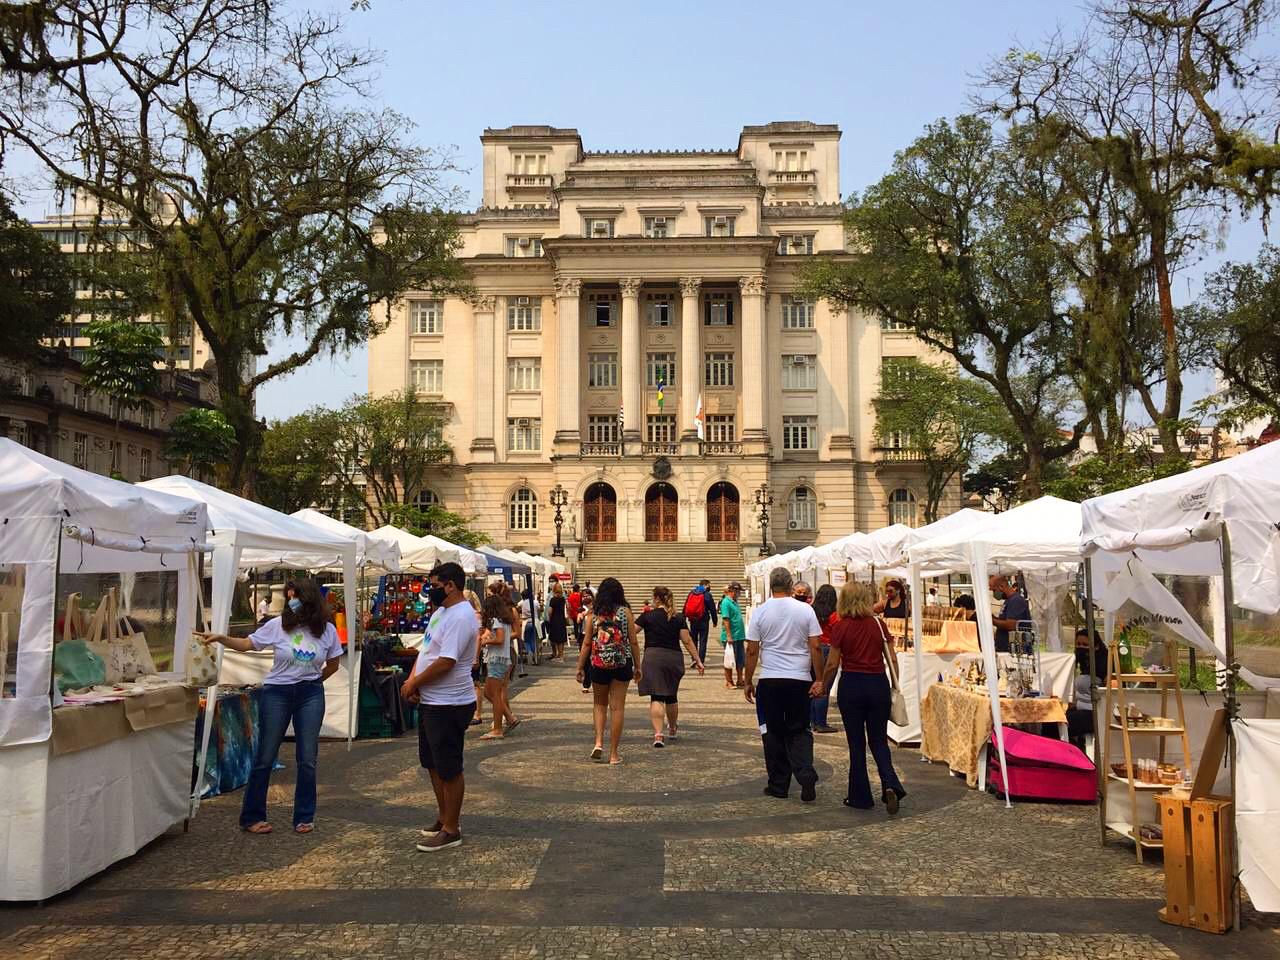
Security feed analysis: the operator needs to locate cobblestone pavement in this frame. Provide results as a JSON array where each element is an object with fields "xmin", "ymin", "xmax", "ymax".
[{"xmin": 2, "ymin": 657, "xmax": 1277, "ymax": 959}]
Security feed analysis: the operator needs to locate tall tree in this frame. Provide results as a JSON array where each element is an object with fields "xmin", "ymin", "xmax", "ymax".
[
  {"xmin": 256, "ymin": 408, "xmax": 342, "ymax": 515},
  {"xmin": 801, "ymin": 116, "xmax": 1084, "ymax": 497},
  {"xmin": 873, "ymin": 359, "xmax": 1011, "ymax": 523},
  {"xmin": 80, "ymin": 317, "xmax": 163, "ymax": 476},
  {"xmin": 163, "ymin": 407, "xmax": 236, "ymax": 480},
  {"xmin": 0, "ymin": 2, "xmax": 467, "ymax": 491},
  {"xmin": 0, "ymin": 187, "xmax": 74, "ymax": 356}
]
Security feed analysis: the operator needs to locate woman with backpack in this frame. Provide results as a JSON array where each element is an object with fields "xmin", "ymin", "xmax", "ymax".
[{"xmin": 575, "ymin": 577, "xmax": 641, "ymax": 764}]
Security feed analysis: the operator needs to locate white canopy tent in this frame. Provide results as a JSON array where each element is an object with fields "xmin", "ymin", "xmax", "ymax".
[
  {"xmin": 1081, "ymin": 441, "xmax": 1280, "ymax": 917},
  {"xmin": 907, "ymin": 496, "xmax": 1085, "ymax": 807},
  {"xmin": 0, "ymin": 442, "xmax": 210, "ymax": 900},
  {"xmin": 140, "ymin": 476, "xmax": 360, "ymax": 812},
  {"xmin": 284, "ymin": 509, "xmax": 401, "ymax": 572},
  {"xmin": 369, "ymin": 525, "xmax": 459, "ymax": 573}
]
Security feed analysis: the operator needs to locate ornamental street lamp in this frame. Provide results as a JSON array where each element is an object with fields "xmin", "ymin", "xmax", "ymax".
[
  {"xmin": 753, "ymin": 482, "xmax": 773, "ymax": 557},
  {"xmin": 550, "ymin": 484, "xmax": 569, "ymax": 557}
]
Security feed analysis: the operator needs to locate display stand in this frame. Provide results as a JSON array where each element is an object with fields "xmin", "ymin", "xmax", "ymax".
[{"xmin": 1100, "ymin": 642, "xmax": 1192, "ymax": 863}]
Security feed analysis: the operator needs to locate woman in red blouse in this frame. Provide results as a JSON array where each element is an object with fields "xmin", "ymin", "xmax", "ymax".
[{"xmin": 821, "ymin": 581, "xmax": 906, "ymax": 814}]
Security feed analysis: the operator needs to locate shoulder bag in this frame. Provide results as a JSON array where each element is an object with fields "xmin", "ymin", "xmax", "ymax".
[
  {"xmin": 185, "ymin": 580, "xmax": 220, "ymax": 688},
  {"xmin": 875, "ymin": 616, "xmax": 909, "ymax": 727}
]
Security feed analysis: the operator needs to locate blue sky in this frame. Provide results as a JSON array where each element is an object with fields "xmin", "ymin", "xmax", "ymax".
[{"xmin": 15, "ymin": 1, "xmax": 1272, "ymax": 418}]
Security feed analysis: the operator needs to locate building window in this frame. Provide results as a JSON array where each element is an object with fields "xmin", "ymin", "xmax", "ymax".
[
  {"xmin": 704, "ymin": 352, "xmax": 734, "ymax": 388},
  {"xmin": 505, "ymin": 236, "xmax": 544, "ymax": 257},
  {"xmin": 109, "ymin": 440, "xmax": 123, "ymax": 475},
  {"xmin": 782, "ymin": 415, "xmax": 817, "ymax": 451},
  {"xmin": 647, "ymin": 414, "xmax": 676, "ymax": 443},
  {"xmin": 410, "ymin": 359, "xmax": 444, "ymax": 395},
  {"xmin": 881, "ymin": 318, "xmax": 910, "ymax": 331},
  {"xmin": 788, "ymin": 486, "xmax": 817, "ymax": 530},
  {"xmin": 588, "ymin": 352, "xmax": 618, "ymax": 388},
  {"xmin": 705, "ymin": 414, "xmax": 736, "ymax": 443},
  {"xmin": 140, "ymin": 406, "xmax": 155, "ymax": 430},
  {"xmin": 508, "ymin": 487, "xmax": 538, "ymax": 530},
  {"xmin": 139, "ymin": 447, "xmax": 152, "ymax": 480},
  {"xmin": 777, "ymin": 234, "xmax": 815, "ymax": 255},
  {"xmin": 11, "ymin": 421, "xmax": 29, "ymax": 447},
  {"xmin": 511, "ymin": 153, "xmax": 548, "ymax": 175},
  {"xmin": 414, "ymin": 489, "xmax": 441, "ymax": 509},
  {"xmin": 410, "ymin": 299, "xmax": 443, "ymax": 335},
  {"xmin": 888, "ymin": 488, "xmax": 918, "ymax": 527},
  {"xmin": 72, "ymin": 432, "xmax": 88, "ymax": 468},
  {"xmin": 73, "ymin": 383, "xmax": 90, "ymax": 412},
  {"xmin": 781, "ymin": 354, "xmax": 817, "ymax": 390},
  {"xmin": 704, "ymin": 215, "xmax": 735, "ymax": 237},
  {"xmin": 585, "ymin": 217, "xmax": 615, "ymax": 238},
  {"xmin": 587, "ymin": 415, "xmax": 620, "ymax": 443},
  {"xmin": 886, "ymin": 430, "xmax": 912, "ymax": 450},
  {"xmin": 645, "ymin": 292, "xmax": 674, "ymax": 326},
  {"xmin": 507, "ymin": 357, "xmax": 541, "ymax": 392},
  {"xmin": 644, "ymin": 216, "xmax": 672, "ymax": 238},
  {"xmin": 588, "ymin": 292, "xmax": 616, "ymax": 327},
  {"xmin": 646, "ymin": 352, "xmax": 676, "ymax": 388},
  {"xmin": 507, "ymin": 299, "xmax": 541, "ymax": 332},
  {"xmin": 507, "ymin": 417, "xmax": 542, "ymax": 453},
  {"xmin": 704, "ymin": 293, "xmax": 734, "ymax": 326},
  {"xmin": 782, "ymin": 296, "xmax": 815, "ymax": 329},
  {"xmin": 881, "ymin": 357, "xmax": 916, "ymax": 389},
  {"xmin": 774, "ymin": 148, "xmax": 810, "ymax": 171}
]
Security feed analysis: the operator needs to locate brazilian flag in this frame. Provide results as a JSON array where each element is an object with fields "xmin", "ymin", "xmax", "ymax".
[{"xmin": 656, "ymin": 379, "xmax": 665, "ymax": 410}]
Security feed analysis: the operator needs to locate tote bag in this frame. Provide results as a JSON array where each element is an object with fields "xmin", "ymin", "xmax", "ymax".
[
  {"xmin": 185, "ymin": 582, "xmax": 220, "ymax": 688},
  {"xmin": 876, "ymin": 616, "xmax": 909, "ymax": 727}
]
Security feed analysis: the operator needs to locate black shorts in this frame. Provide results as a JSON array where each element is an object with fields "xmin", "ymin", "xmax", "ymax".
[
  {"xmin": 591, "ymin": 663, "xmax": 633, "ymax": 685},
  {"xmin": 650, "ymin": 693, "xmax": 678, "ymax": 705},
  {"xmin": 418, "ymin": 702, "xmax": 476, "ymax": 780}
]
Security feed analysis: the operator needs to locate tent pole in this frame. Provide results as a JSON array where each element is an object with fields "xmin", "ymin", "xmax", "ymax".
[
  {"xmin": 1084, "ymin": 557, "xmax": 1104, "ymax": 846},
  {"xmin": 1219, "ymin": 522, "xmax": 1241, "ymax": 933},
  {"xmin": 909, "ymin": 563, "xmax": 926, "ymax": 759}
]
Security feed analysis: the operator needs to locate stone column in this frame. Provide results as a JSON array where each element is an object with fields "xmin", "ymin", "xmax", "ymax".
[
  {"xmin": 553, "ymin": 277, "xmax": 582, "ymax": 453},
  {"xmin": 619, "ymin": 277, "xmax": 643, "ymax": 445},
  {"xmin": 739, "ymin": 275, "xmax": 768, "ymax": 453},
  {"xmin": 469, "ymin": 295, "xmax": 497, "ymax": 460},
  {"xmin": 679, "ymin": 276, "xmax": 701, "ymax": 447}
]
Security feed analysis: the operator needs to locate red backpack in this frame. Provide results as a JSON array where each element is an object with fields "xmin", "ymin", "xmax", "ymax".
[{"xmin": 683, "ymin": 590, "xmax": 706, "ymax": 621}]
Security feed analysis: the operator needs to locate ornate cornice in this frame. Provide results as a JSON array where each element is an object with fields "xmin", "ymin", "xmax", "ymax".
[
  {"xmin": 553, "ymin": 276, "xmax": 582, "ymax": 298},
  {"xmin": 761, "ymin": 203, "xmax": 845, "ymax": 219},
  {"xmin": 471, "ymin": 295, "xmax": 497, "ymax": 312},
  {"xmin": 618, "ymin": 277, "xmax": 643, "ymax": 298},
  {"xmin": 678, "ymin": 276, "xmax": 702, "ymax": 297},
  {"xmin": 738, "ymin": 275, "xmax": 766, "ymax": 297}
]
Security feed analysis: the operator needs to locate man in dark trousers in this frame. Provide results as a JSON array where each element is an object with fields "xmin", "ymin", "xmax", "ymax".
[{"xmin": 683, "ymin": 579, "xmax": 718, "ymax": 667}]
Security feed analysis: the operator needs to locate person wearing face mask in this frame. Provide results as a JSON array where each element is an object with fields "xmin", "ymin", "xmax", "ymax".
[
  {"xmin": 196, "ymin": 578, "xmax": 343, "ymax": 835},
  {"xmin": 988, "ymin": 575, "xmax": 1031, "ymax": 653},
  {"xmin": 1065, "ymin": 628, "xmax": 1107, "ymax": 749},
  {"xmin": 400, "ymin": 562, "xmax": 479, "ymax": 852}
]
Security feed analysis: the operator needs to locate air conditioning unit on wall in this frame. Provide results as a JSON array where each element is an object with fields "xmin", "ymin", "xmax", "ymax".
[
  {"xmin": 787, "ymin": 520, "xmax": 800, "ymax": 530},
  {"xmin": 713, "ymin": 215, "xmax": 728, "ymax": 226},
  {"xmin": 516, "ymin": 296, "xmax": 530, "ymax": 305},
  {"xmin": 515, "ymin": 417, "xmax": 531, "ymax": 427},
  {"xmin": 517, "ymin": 237, "xmax": 532, "ymax": 248}
]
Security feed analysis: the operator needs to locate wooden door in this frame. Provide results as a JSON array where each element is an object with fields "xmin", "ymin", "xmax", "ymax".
[
  {"xmin": 706, "ymin": 482, "xmax": 740, "ymax": 542},
  {"xmin": 583, "ymin": 482, "xmax": 617, "ymax": 542},
  {"xmin": 645, "ymin": 483, "xmax": 678, "ymax": 542}
]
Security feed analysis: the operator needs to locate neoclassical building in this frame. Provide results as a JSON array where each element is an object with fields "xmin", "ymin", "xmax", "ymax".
[{"xmin": 367, "ymin": 122, "xmax": 945, "ymax": 556}]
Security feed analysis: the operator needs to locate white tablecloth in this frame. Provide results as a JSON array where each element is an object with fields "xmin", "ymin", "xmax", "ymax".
[
  {"xmin": 0, "ymin": 719, "xmax": 191, "ymax": 901},
  {"xmin": 888, "ymin": 651, "xmax": 1076, "ymax": 744}
]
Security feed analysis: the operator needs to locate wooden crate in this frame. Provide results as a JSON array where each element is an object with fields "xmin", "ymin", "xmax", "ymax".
[{"xmin": 1158, "ymin": 794, "xmax": 1234, "ymax": 934}]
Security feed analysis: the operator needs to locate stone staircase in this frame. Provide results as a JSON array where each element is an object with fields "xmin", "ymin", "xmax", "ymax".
[{"xmin": 572, "ymin": 542, "xmax": 750, "ymax": 609}]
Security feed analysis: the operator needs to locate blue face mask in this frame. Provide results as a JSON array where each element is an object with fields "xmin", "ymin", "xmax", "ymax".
[{"xmin": 287, "ymin": 597, "xmax": 303, "ymax": 613}]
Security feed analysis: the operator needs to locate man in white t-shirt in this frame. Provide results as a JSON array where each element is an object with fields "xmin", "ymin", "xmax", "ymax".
[
  {"xmin": 744, "ymin": 566, "xmax": 825, "ymax": 801},
  {"xmin": 400, "ymin": 562, "xmax": 477, "ymax": 852}
]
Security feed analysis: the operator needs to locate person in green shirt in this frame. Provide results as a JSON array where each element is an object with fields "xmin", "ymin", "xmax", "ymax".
[{"xmin": 719, "ymin": 582, "xmax": 747, "ymax": 689}]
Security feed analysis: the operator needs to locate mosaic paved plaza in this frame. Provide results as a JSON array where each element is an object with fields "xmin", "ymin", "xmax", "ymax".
[{"xmin": 2, "ymin": 661, "xmax": 1277, "ymax": 960}]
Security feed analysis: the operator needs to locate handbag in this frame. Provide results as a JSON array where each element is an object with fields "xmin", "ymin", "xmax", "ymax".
[
  {"xmin": 85, "ymin": 588, "xmax": 157, "ymax": 683},
  {"xmin": 185, "ymin": 579, "xmax": 220, "ymax": 688},
  {"xmin": 876, "ymin": 616, "xmax": 909, "ymax": 727}
]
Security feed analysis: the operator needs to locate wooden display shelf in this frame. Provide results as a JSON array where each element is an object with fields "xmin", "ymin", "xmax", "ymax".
[
  {"xmin": 1107, "ymin": 772, "xmax": 1173, "ymax": 790},
  {"xmin": 1109, "ymin": 724, "xmax": 1185, "ymax": 735},
  {"xmin": 1113, "ymin": 672, "xmax": 1179, "ymax": 683},
  {"xmin": 1106, "ymin": 818, "xmax": 1164, "ymax": 849}
]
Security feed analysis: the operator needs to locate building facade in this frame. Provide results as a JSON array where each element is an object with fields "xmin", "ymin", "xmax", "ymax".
[{"xmin": 367, "ymin": 122, "xmax": 946, "ymax": 555}]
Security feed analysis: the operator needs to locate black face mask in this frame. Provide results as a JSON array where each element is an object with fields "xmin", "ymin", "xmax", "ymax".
[
  {"xmin": 1075, "ymin": 649, "xmax": 1093, "ymax": 673},
  {"xmin": 427, "ymin": 585, "xmax": 447, "ymax": 606}
]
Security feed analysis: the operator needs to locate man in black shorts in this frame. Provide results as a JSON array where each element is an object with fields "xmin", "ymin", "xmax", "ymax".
[{"xmin": 401, "ymin": 562, "xmax": 478, "ymax": 852}]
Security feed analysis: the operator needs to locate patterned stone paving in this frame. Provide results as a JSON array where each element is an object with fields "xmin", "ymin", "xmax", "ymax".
[{"xmin": 1, "ymin": 657, "xmax": 1277, "ymax": 960}]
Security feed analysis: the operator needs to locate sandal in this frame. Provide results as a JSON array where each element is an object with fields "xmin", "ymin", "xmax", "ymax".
[
  {"xmin": 479, "ymin": 731, "xmax": 504, "ymax": 740},
  {"xmin": 293, "ymin": 823, "xmax": 314, "ymax": 834},
  {"xmin": 242, "ymin": 821, "xmax": 272, "ymax": 834},
  {"xmin": 590, "ymin": 746, "xmax": 604, "ymax": 761},
  {"xmin": 653, "ymin": 736, "xmax": 665, "ymax": 748},
  {"xmin": 609, "ymin": 756, "xmax": 624, "ymax": 765},
  {"xmin": 506, "ymin": 718, "xmax": 522, "ymax": 731}
]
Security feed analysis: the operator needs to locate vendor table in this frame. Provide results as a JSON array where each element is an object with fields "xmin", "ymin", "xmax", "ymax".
[
  {"xmin": 891, "ymin": 651, "xmax": 1075, "ymax": 744},
  {"xmin": 193, "ymin": 686, "xmax": 263, "ymax": 798},
  {"xmin": 920, "ymin": 683, "xmax": 1067, "ymax": 789},
  {"xmin": 0, "ymin": 685, "xmax": 198, "ymax": 901},
  {"xmin": 217, "ymin": 648, "xmax": 357, "ymax": 739}
]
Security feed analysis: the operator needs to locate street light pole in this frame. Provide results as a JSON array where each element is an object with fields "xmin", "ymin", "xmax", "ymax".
[
  {"xmin": 550, "ymin": 484, "xmax": 569, "ymax": 557},
  {"xmin": 754, "ymin": 482, "xmax": 773, "ymax": 557}
]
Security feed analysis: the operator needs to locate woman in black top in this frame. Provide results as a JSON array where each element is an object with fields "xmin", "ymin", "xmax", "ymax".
[
  {"xmin": 874, "ymin": 578, "xmax": 909, "ymax": 621},
  {"xmin": 635, "ymin": 586, "xmax": 704, "ymax": 748},
  {"xmin": 547, "ymin": 581, "xmax": 568, "ymax": 660}
]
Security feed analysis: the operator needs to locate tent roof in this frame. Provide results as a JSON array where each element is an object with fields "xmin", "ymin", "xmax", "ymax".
[
  {"xmin": 908, "ymin": 497, "xmax": 1083, "ymax": 570},
  {"xmin": 368, "ymin": 525, "xmax": 459, "ymax": 573},
  {"xmin": 481, "ymin": 549, "xmax": 532, "ymax": 576},
  {"xmin": 141, "ymin": 476, "xmax": 353, "ymax": 563},
  {"xmin": 287, "ymin": 509, "xmax": 402, "ymax": 572},
  {"xmin": 1081, "ymin": 441, "xmax": 1280, "ymax": 613}
]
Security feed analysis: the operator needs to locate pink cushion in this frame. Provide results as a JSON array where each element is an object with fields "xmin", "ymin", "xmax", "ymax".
[{"xmin": 993, "ymin": 725, "xmax": 1095, "ymax": 772}]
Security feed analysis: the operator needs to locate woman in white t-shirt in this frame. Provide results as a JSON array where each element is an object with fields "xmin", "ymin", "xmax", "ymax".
[
  {"xmin": 197, "ymin": 578, "xmax": 343, "ymax": 835},
  {"xmin": 479, "ymin": 592, "xmax": 521, "ymax": 739}
]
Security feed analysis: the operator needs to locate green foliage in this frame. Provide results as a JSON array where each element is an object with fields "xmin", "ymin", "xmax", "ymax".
[
  {"xmin": 873, "ymin": 359, "xmax": 1011, "ymax": 523},
  {"xmin": 1045, "ymin": 447, "xmax": 1190, "ymax": 502},
  {"xmin": 964, "ymin": 453, "xmax": 1025, "ymax": 513},
  {"xmin": 256, "ymin": 408, "xmax": 343, "ymax": 515},
  {"xmin": 0, "ymin": 189, "xmax": 74, "ymax": 356},
  {"xmin": 388, "ymin": 503, "xmax": 489, "ymax": 549},
  {"xmin": 79, "ymin": 318, "xmax": 163, "ymax": 412},
  {"xmin": 163, "ymin": 408, "xmax": 236, "ymax": 479}
]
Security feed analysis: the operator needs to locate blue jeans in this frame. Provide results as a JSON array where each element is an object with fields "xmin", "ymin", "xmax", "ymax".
[
  {"xmin": 810, "ymin": 644, "xmax": 831, "ymax": 727},
  {"xmin": 689, "ymin": 617, "xmax": 710, "ymax": 662},
  {"xmin": 240, "ymin": 679, "xmax": 325, "ymax": 828},
  {"xmin": 836, "ymin": 671, "xmax": 905, "ymax": 807}
]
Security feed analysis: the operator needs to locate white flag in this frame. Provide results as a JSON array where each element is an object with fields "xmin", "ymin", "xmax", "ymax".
[{"xmin": 694, "ymin": 393, "xmax": 705, "ymax": 441}]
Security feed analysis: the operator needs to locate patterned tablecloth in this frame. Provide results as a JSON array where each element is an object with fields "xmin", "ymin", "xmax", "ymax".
[
  {"xmin": 192, "ymin": 687, "xmax": 263, "ymax": 798},
  {"xmin": 920, "ymin": 684, "xmax": 1067, "ymax": 787}
]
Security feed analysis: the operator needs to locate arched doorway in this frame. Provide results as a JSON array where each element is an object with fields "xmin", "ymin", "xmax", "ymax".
[
  {"xmin": 706, "ymin": 481, "xmax": 740, "ymax": 542},
  {"xmin": 644, "ymin": 482, "xmax": 678, "ymax": 542},
  {"xmin": 583, "ymin": 482, "xmax": 617, "ymax": 542}
]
